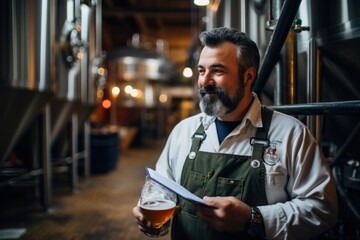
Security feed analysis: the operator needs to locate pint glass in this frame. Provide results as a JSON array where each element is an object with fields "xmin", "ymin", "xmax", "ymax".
[{"xmin": 140, "ymin": 176, "xmax": 177, "ymax": 237}]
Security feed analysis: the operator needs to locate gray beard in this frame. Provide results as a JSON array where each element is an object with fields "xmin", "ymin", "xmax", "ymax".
[
  {"xmin": 199, "ymin": 95, "xmax": 228, "ymax": 117},
  {"xmin": 198, "ymin": 87, "xmax": 244, "ymax": 117}
]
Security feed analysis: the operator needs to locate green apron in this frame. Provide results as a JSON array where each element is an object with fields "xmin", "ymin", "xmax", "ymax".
[{"xmin": 171, "ymin": 106, "xmax": 273, "ymax": 240}]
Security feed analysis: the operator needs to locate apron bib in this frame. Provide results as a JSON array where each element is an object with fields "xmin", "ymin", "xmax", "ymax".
[{"xmin": 172, "ymin": 106, "xmax": 273, "ymax": 240}]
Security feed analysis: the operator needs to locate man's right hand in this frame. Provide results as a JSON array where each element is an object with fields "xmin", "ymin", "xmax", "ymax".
[
  {"xmin": 133, "ymin": 205, "xmax": 170, "ymax": 236},
  {"xmin": 132, "ymin": 205, "xmax": 154, "ymax": 234}
]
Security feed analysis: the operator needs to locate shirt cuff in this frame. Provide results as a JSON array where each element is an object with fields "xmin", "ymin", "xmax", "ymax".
[{"xmin": 258, "ymin": 204, "xmax": 287, "ymax": 239}]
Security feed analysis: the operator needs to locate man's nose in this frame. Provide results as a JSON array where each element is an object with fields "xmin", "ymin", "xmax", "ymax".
[{"xmin": 200, "ymin": 71, "xmax": 215, "ymax": 86}]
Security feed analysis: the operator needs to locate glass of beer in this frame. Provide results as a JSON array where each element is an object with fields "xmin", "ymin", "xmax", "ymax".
[{"xmin": 140, "ymin": 176, "xmax": 177, "ymax": 237}]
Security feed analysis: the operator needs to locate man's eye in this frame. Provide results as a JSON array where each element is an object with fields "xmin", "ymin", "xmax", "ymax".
[{"xmin": 213, "ymin": 69, "xmax": 222, "ymax": 73}]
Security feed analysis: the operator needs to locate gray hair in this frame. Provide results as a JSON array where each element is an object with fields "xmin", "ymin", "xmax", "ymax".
[{"xmin": 199, "ymin": 27, "xmax": 260, "ymax": 77}]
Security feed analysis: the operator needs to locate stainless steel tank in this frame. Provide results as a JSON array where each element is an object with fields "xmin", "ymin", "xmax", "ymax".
[
  {"xmin": 0, "ymin": 0, "xmax": 54, "ymax": 164},
  {"xmin": 51, "ymin": 0, "xmax": 100, "ymax": 159},
  {"xmin": 105, "ymin": 36, "xmax": 174, "ymax": 143},
  {"xmin": 106, "ymin": 46, "xmax": 173, "ymax": 109},
  {"xmin": 297, "ymin": 0, "xmax": 360, "ymax": 157},
  {"xmin": 0, "ymin": 0, "xmax": 101, "ymax": 180}
]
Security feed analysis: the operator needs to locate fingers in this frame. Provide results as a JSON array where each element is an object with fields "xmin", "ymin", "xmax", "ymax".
[
  {"xmin": 132, "ymin": 206, "xmax": 151, "ymax": 231},
  {"xmin": 203, "ymin": 196, "xmax": 220, "ymax": 206},
  {"xmin": 132, "ymin": 206, "xmax": 145, "ymax": 222},
  {"xmin": 194, "ymin": 196, "xmax": 251, "ymax": 232},
  {"xmin": 133, "ymin": 205, "xmax": 168, "ymax": 236},
  {"xmin": 194, "ymin": 205, "xmax": 227, "ymax": 232},
  {"xmin": 174, "ymin": 205, "xmax": 182, "ymax": 215}
]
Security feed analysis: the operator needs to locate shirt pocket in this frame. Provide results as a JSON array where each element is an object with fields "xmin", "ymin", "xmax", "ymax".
[
  {"xmin": 216, "ymin": 177, "xmax": 243, "ymax": 198},
  {"xmin": 266, "ymin": 171, "xmax": 286, "ymax": 190}
]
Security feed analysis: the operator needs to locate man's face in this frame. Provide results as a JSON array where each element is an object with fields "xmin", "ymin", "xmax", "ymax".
[{"xmin": 197, "ymin": 42, "xmax": 244, "ymax": 117}]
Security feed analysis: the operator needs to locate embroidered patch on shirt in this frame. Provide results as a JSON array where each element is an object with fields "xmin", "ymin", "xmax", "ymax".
[{"xmin": 263, "ymin": 141, "xmax": 281, "ymax": 166}]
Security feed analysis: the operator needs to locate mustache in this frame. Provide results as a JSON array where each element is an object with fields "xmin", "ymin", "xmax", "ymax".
[{"xmin": 199, "ymin": 86, "xmax": 221, "ymax": 95}]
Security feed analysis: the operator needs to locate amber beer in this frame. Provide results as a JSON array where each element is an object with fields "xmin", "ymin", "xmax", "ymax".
[{"xmin": 140, "ymin": 199, "xmax": 176, "ymax": 228}]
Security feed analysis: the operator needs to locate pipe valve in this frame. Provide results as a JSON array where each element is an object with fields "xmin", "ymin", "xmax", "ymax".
[{"xmin": 294, "ymin": 18, "xmax": 310, "ymax": 32}]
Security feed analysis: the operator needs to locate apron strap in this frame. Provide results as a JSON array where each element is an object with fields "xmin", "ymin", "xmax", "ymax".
[
  {"xmin": 190, "ymin": 119, "xmax": 207, "ymax": 153},
  {"xmin": 190, "ymin": 107, "xmax": 273, "ymax": 161},
  {"xmin": 250, "ymin": 106, "xmax": 274, "ymax": 162}
]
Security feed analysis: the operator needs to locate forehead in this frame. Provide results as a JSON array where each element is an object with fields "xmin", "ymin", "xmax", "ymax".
[{"xmin": 198, "ymin": 42, "xmax": 238, "ymax": 67}]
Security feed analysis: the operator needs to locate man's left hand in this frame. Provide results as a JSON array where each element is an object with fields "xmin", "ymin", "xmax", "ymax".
[{"xmin": 193, "ymin": 196, "xmax": 252, "ymax": 232}]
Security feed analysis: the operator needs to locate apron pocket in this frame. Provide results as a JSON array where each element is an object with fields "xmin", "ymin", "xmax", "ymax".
[
  {"xmin": 181, "ymin": 171, "xmax": 206, "ymax": 216},
  {"xmin": 216, "ymin": 177, "xmax": 244, "ymax": 198},
  {"xmin": 188, "ymin": 171, "xmax": 206, "ymax": 190}
]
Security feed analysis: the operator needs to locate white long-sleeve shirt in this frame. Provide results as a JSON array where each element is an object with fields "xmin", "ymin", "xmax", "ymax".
[{"xmin": 155, "ymin": 94, "xmax": 338, "ymax": 239}]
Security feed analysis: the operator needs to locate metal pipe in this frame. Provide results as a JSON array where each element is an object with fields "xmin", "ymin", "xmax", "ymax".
[
  {"xmin": 96, "ymin": 0, "xmax": 102, "ymax": 56},
  {"xmin": 39, "ymin": 0, "xmax": 50, "ymax": 90},
  {"xmin": 83, "ymin": 120, "xmax": 91, "ymax": 184},
  {"xmin": 273, "ymin": 0, "xmax": 283, "ymax": 106},
  {"xmin": 270, "ymin": 100, "xmax": 360, "ymax": 115},
  {"xmin": 253, "ymin": 0, "xmax": 302, "ymax": 94},
  {"xmin": 286, "ymin": 29, "xmax": 298, "ymax": 105},
  {"xmin": 41, "ymin": 103, "xmax": 53, "ymax": 212},
  {"xmin": 306, "ymin": 42, "xmax": 322, "ymax": 140},
  {"xmin": 74, "ymin": 0, "xmax": 81, "ymax": 21},
  {"xmin": 71, "ymin": 112, "xmax": 79, "ymax": 194},
  {"xmin": 314, "ymin": 48, "xmax": 322, "ymax": 142},
  {"xmin": 81, "ymin": 4, "xmax": 91, "ymax": 103},
  {"xmin": 307, "ymin": 38, "xmax": 316, "ymax": 134},
  {"xmin": 0, "ymin": 169, "xmax": 44, "ymax": 188},
  {"xmin": 274, "ymin": 28, "xmax": 298, "ymax": 105}
]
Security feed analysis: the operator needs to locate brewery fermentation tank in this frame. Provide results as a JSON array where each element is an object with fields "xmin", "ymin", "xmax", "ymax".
[
  {"xmin": 0, "ymin": 0, "xmax": 102, "ymax": 208},
  {"xmin": 0, "ymin": 0, "xmax": 54, "ymax": 164},
  {"xmin": 105, "ymin": 36, "xmax": 174, "ymax": 143},
  {"xmin": 51, "ymin": 0, "xmax": 100, "ymax": 158},
  {"xmin": 295, "ymin": 0, "xmax": 360, "ymax": 157}
]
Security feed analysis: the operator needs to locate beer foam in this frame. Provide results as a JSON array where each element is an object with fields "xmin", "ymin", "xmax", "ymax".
[{"xmin": 141, "ymin": 199, "xmax": 175, "ymax": 210}]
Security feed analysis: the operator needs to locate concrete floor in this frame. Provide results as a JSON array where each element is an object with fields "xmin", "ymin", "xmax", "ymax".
[
  {"xmin": 0, "ymin": 139, "xmax": 170, "ymax": 240},
  {"xmin": 2, "ymin": 137, "xmax": 359, "ymax": 240}
]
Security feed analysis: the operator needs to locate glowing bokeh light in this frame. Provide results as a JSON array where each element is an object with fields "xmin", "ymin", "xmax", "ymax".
[
  {"xmin": 159, "ymin": 94, "xmax": 168, "ymax": 103},
  {"xmin": 182, "ymin": 67, "xmax": 193, "ymax": 78},
  {"xmin": 130, "ymin": 89, "xmax": 139, "ymax": 97},
  {"xmin": 125, "ymin": 85, "xmax": 133, "ymax": 94},
  {"xmin": 102, "ymin": 99, "xmax": 112, "ymax": 109},
  {"xmin": 111, "ymin": 86, "xmax": 120, "ymax": 98}
]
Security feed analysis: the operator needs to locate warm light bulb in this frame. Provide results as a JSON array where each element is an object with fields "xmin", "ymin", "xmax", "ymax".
[
  {"xmin": 97, "ymin": 89, "xmax": 104, "ymax": 100},
  {"xmin": 159, "ymin": 94, "xmax": 168, "ymax": 103},
  {"xmin": 125, "ymin": 85, "xmax": 133, "ymax": 94},
  {"xmin": 77, "ymin": 51, "xmax": 84, "ymax": 60},
  {"xmin": 97, "ymin": 67, "xmax": 105, "ymax": 76},
  {"xmin": 111, "ymin": 86, "xmax": 120, "ymax": 98},
  {"xmin": 194, "ymin": 0, "xmax": 210, "ymax": 6},
  {"xmin": 130, "ymin": 89, "xmax": 139, "ymax": 97},
  {"xmin": 183, "ymin": 67, "xmax": 193, "ymax": 78},
  {"xmin": 102, "ymin": 99, "xmax": 112, "ymax": 109}
]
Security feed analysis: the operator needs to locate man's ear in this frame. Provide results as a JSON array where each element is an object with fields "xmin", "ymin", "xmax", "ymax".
[{"xmin": 243, "ymin": 67, "xmax": 256, "ymax": 87}]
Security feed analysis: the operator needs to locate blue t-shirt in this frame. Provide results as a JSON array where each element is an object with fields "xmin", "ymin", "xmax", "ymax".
[{"xmin": 215, "ymin": 118, "xmax": 242, "ymax": 144}]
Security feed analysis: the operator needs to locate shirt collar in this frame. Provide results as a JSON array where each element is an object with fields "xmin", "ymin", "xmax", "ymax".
[{"xmin": 244, "ymin": 92, "xmax": 263, "ymax": 129}]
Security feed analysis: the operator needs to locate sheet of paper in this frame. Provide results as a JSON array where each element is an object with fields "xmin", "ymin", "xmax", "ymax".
[{"xmin": 145, "ymin": 167, "xmax": 207, "ymax": 206}]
